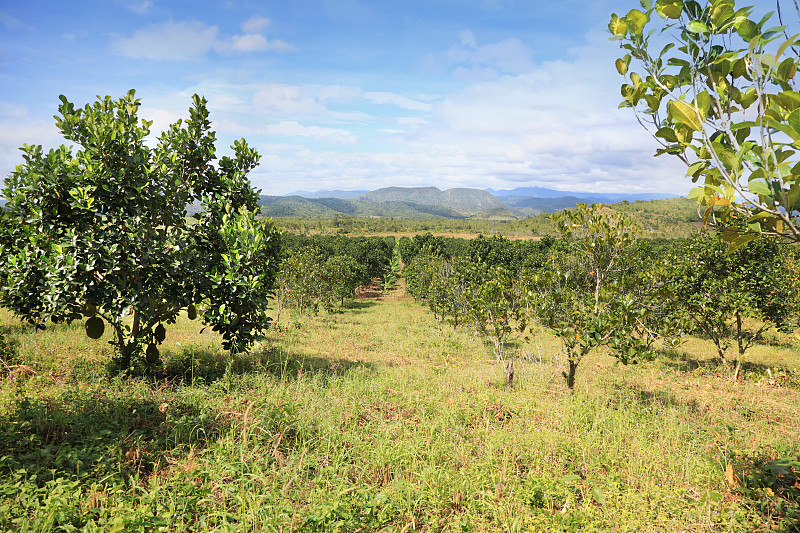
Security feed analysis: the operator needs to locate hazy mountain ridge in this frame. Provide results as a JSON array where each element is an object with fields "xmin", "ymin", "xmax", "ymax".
[
  {"xmin": 360, "ymin": 187, "xmax": 513, "ymax": 216},
  {"xmin": 258, "ymin": 195, "xmax": 469, "ymax": 219},
  {"xmin": 262, "ymin": 186, "xmax": 682, "ymax": 219},
  {"xmin": 487, "ymin": 187, "xmax": 679, "ymax": 203},
  {"xmin": 282, "ymin": 189, "xmax": 369, "ymax": 199}
]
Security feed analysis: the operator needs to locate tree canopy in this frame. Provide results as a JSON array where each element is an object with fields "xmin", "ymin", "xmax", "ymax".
[{"xmin": 0, "ymin": 90, "xmax": 281, "ymax": 369}]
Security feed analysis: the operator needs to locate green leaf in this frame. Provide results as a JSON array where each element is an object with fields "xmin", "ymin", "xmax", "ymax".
[
  {"xmin": 609, "ymin": 14, "xmax": 628, "ymax": 37},
  {"xmin": 625, "ymin": 9, "xmax": 649, "ymax": 36},
  {"xmin": 687, "ymin": 186, "xmax": 706, "ymax": 202},
  {"xmin": 728, "ymin": 234, "xmax": 758, "ymax": 253},
  {"xmin": 748, "ymin": 179, "xmax": 772, "ymax": 196},
  {"xmin": 686, "ymin": 161, "xmax": 706, "ymax": 177},
  {"xmin": 770, "ymin": 91, "xmax": 800, "ymax": 112},
  {"xmin": 788, "ymin": 109, "xmax": 800, "ymax": 137},
  {"xmin": 656, "ymin": 126, "xmax": 679, "ymax": 142},
  {"xmin": 775, "ymin": 34, "xmax": 800, "ymax": 61},
  {"xmin": 695, "ymin": 91, "xmax": 711, "ymax": 121},
  {"xmin": 731, "ymin": 58, "xmax": 747, "ymax": 78},
  {"xmin": 592, "ymin": 487, "xmax": 607, "ymax": 505},
  {"xmin": 736, "ymin": 19, "xmax": 760, "ymax": 41},
  {"xmin": 777, "ymin": 57, "xmax": 797, "ymax": 81},
  {"xmin": 687, "ymin": 20, "xmax": 710, "ymax": 34},
  {"xmin": 655, "ymin": 0, "xmax": 683, "ymax": 19},
  {"xmin": 668, "ymin": 99, "xmax": 703, "ymax": 130},
  {"xmin": 616, "ymin": 57, "xmax": 630, "ymax": 75}
]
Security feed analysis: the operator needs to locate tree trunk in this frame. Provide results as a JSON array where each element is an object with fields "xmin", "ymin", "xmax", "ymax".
[
  {"xmin": 734, "ymin": 311, "xmax": 744, "ymax": 381},
  {"xmin": 562, "ymin": 348, "xmax": 579, "ymax": 390},
  {"xmin": 504, "ymin": 357, "xmax": 514, "ymax": 389},
  {"xmin": 110, "ymin": 311, "xmax": 139, "ymax": 370}
]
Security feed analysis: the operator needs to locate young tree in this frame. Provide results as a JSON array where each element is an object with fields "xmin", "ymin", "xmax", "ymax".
[
  {"xmin": 460, "ymin": 264, "xmax": 530, "ymax": 389},
  {"xmin": 671, "ymin": 230, "xmax": 799, "ymax": 378},
  {"xmin": 611, "ymin": 0, "xmax": 800, "ymax": 246},
  {"xmin": 318, "ymin": 255, "xmax": 364, "ymax": 310},
  {"xmin": 539, "ymin": 204, "xmax": 656, "ymax": 389},
  {"xmin": 0, "ymin": 91, "xmax": 281, "ymax": 369},
  {"xmin": 274, "ymin": 248, "xmax": 324, "ymax": 321}
]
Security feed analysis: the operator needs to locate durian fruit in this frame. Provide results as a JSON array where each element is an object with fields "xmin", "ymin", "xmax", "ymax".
[
  {"xmin": 85, "ymin": 316, "xmax": 105, "ymax": 339},
  {"xmin": 145, "ymin": 343, "xmax": 160, "ymax": 364},
  {"xmin": 187, "ymin": 303, "xmax": 197, "ymax": 320},
  {"xmin": 154, "ymin": 323, "xmax": 166, "ymax": 343}
]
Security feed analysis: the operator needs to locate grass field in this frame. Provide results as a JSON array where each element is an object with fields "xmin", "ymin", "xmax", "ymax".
[{"xmin": 0, "ymin": 285, "xmax": 798, "ymax": 532}]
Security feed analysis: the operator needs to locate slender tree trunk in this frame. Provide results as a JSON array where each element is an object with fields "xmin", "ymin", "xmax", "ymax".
[
  {"xmin": 111, "ymin": 311, "xmax": 140, "ymax": 371},
  {"xmin": 734, "ymin": 311, "xmax": 744, "ymax": 381},
  {"xmin": 562, "ymin": 347, "xmax": 579, "ymax": 390},
  {"xmin": 504, "ymin": 357, "xmax": 514, "ymax": 389}
]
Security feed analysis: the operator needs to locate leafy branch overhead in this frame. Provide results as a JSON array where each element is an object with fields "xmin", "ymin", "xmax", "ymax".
[{"xmin": 611, "ymin": 0, "xmax": 800, "ymax": 247}]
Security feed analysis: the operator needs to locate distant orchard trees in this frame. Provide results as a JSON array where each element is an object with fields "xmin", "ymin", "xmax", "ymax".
[{"xmin": 403, "ymin": 205, "xmax": 800, "ymax": 389}]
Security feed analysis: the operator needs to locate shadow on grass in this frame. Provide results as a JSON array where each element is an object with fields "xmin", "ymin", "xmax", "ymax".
[
  {"xmin": 341, "ymin": 299, "xmax": 378, "ymax": 313},
  {"xmin": 731, "ymin": 453, "xmax": 800, "ymax": 532},
  {"xmin": 159, "ymin": 343, "xmax": 375, "ymax": 386},
  {"xmin": 0, "ymin": 391, "xmax": 226, "ymax": 485},
  {"xmin": 606, "ymin": 382, "xmax": 702, "ymax": 415},
  {"xmin": 0, "ymin": 351, "xmax": 335, "ymax": 501},
  {"xmin": 656, "ymin": 350, "xmax": 796, "ymax": 383}
]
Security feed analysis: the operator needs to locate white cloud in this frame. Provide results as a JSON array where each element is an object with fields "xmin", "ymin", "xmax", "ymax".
[
  {"xmin": 365, "ymin": 92, "xmax": 432, "ymax": 112},
  {"xmin": 137, "ymin": 106, "xmax": 184, "ymax": 144},
  {"xmin": 112, "ymin": 17, "xmax": 292, "ymax": 60},
  {"xmin": 442, "ymin": 36, "xmax": 536, "ymax": 81},
  {"xmin": 128, "ymin": 1, "xmax": 153, "ymax": 14},
  {"xmin": 249, "ymin": 83, "xmax": 429, "ymax": 122},
  {"xmin": 216, "ymin": 33, "xmax": 292, "ymax": 53},
  {"xmin": 261, "ymin": 121, "xmax": 357, "ymax": 145},
  {"xmin": 252, "ymin": 85, "xmax": 327, "ymax": 117},
  {"xmin": 0, "ymin": 10, "xmax": 25, "ymax": 30},
  {"xmin": 316, "ymin": 85, "xmax": 363, "ymax": 103},
  {"xmin": 242, "ymin": 16, "xmax": 271, "ymax": 33},
  {"xmin": 397, "ymin": 117, "xmax": 427, "ymax": 127},
  {"xmin": 245, "ymin": 29, "xmax": 689, "ymax": 196},
  {"xmin": 0, "ymin": 104, "xmax": 63, "ymax": 188},
  {"xmin": 112, "ymin": 20, "xmax": 219, "ymax": 61},
  {"xmin": 459, "ymin": 29, "xmax": 477, "ymax": 48}
]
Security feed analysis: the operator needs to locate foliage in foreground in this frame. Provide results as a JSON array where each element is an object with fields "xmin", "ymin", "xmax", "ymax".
[
  {"xmin": 0, "ymin": 91, "xmax": 281, "ymax": 370},
  {"xmin": 612, "ymin": 0, "xmax": 800, "ymax": 246}
]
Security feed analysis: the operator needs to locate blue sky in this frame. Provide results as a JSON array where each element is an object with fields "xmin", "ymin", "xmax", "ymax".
[{"xmin": 0, "ymin": 0, "xmax": 782, "ymax": 196}]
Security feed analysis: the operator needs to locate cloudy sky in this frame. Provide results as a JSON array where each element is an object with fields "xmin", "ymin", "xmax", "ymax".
[{"xmin": 0, "ymin": 0, "xmax": 782, "ymax": 196}]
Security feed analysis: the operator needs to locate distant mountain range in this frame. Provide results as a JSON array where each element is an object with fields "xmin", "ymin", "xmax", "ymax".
[
  {"xmin": 282, "ymin": 189, "xmax": 369, "ymax": 199},
  {"xmin": 486, "ymin": 187, "xmax": 678, "ymax": 203},
  {"xmin": 260, "ymin": 186, "xmax": 681, "ymax": 219}
]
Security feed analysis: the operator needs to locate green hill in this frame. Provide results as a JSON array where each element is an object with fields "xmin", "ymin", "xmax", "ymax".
[
  {"xmin": 260, "ymin": 188, "xmax": 698, "ymax": 230},
  {"xmin": 258, "ymin": 196, "xmax": 470, "ymax": 219},
  {"xmin": 360, "ymin": 187, "xmax": 515, "ymax": 217}
]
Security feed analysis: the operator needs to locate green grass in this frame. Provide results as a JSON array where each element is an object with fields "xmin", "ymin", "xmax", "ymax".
[{"xmin": 1, "ymin": 292, "xmax": 798, "ymax": 532}]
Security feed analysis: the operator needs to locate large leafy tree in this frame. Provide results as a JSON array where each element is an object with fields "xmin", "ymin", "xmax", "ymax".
[
  {"xmin": 0, "ymin": 91, "xmax": 281, "ymax": 369},
  {"xmin": 611, "ymin": 0, "xmax": 800, "ymax": 246}
]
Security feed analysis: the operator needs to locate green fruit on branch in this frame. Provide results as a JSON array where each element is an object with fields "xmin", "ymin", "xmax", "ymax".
[
  {"xmin": 145, "ymin": 343, "xmax": 160, "ymax": 364},
  {"xmin": 154, "ymin": 323, "xmax": 166, "ymax": 343},
  {"xmin": 85, "ymin": 316, "xmax": 104, "ymax": 339}
]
